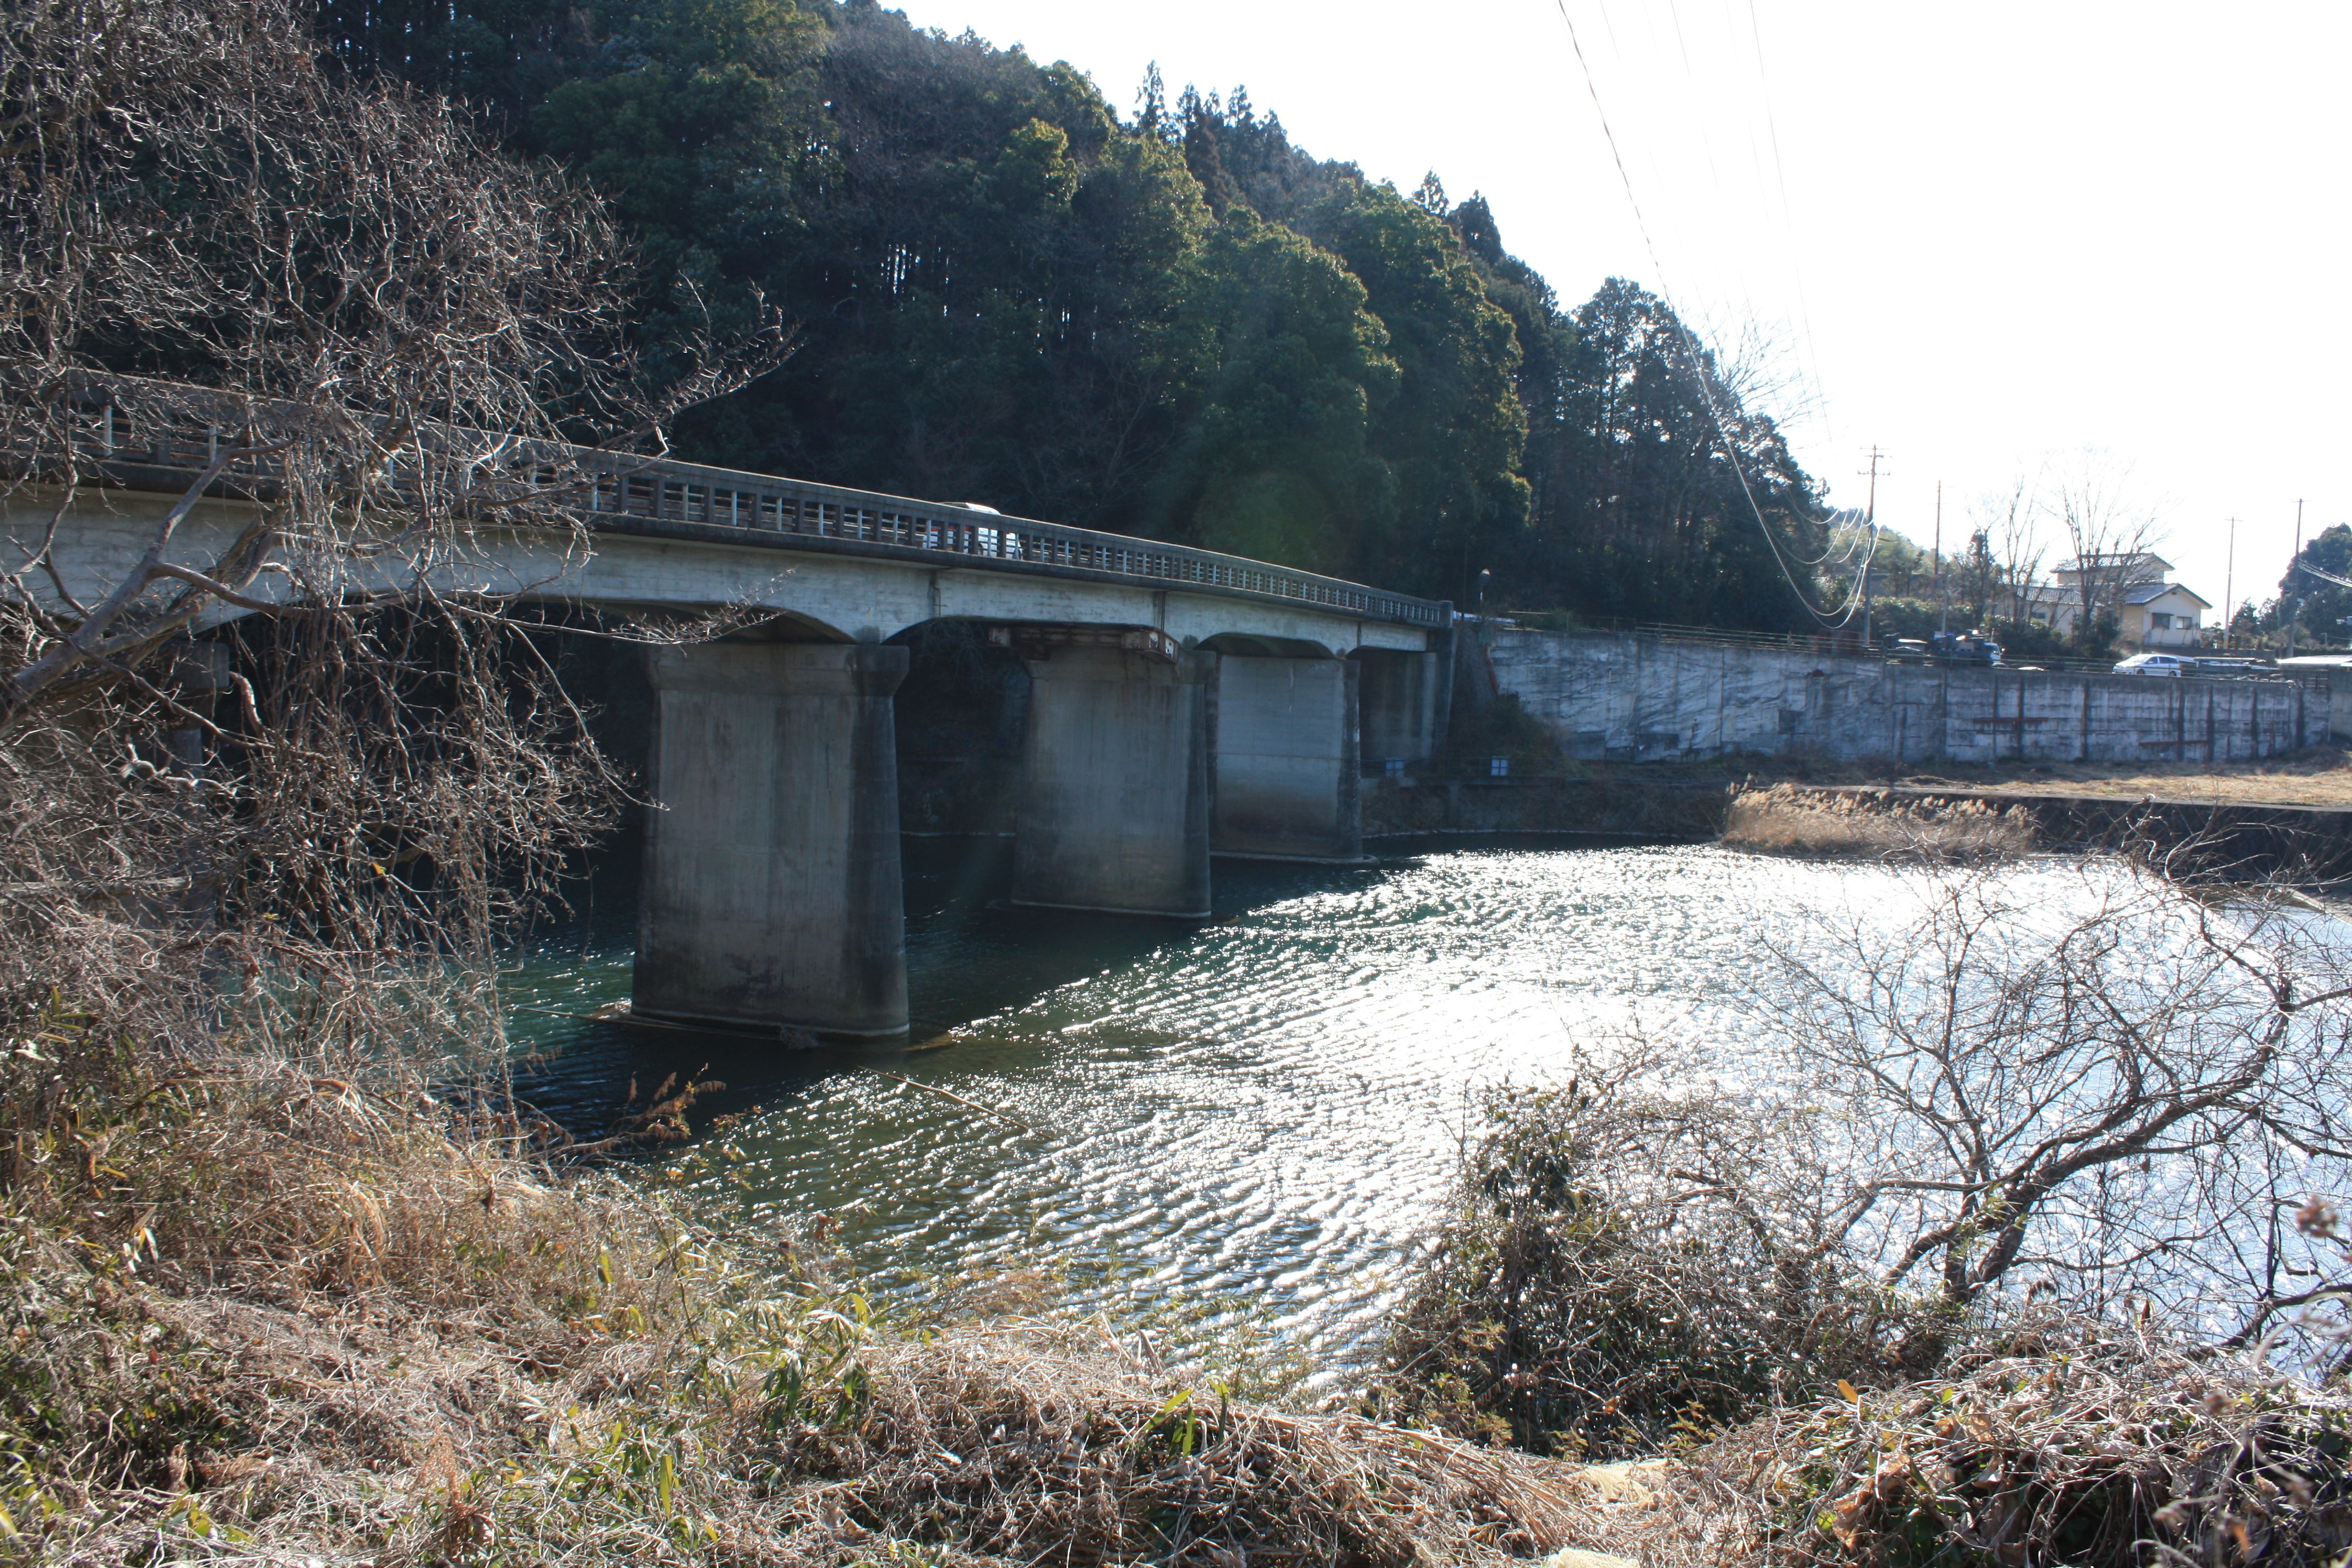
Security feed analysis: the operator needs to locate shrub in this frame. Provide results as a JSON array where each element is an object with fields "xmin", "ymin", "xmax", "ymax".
[
  {"xmin": 1371, "ymin": 1070, "xmax": 1902, "ymax": 1460},
  {"xmin": 1695, "ymin": 1346, "xmax": 2352, "ymax": 1568}
]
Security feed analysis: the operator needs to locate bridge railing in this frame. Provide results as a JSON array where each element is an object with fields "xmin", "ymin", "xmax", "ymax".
[
  {"xmin": 18, "ymin": 375, "xmax": 1450, "ymax": 630},
  {"xmin": 563, "ymin": 451, "xmax": 1450, "ymax": 627}
]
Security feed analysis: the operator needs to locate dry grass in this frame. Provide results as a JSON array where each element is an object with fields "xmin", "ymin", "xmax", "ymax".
[
  {"xmin": 1688, "ymin": 1346, "xmax": 2352, "ymax": 1568},
  {"xmin": 0, "ymin": 1006, "xmax": 1645, "ymax": 1567},
  {"xmin": 1722, "ymin": 785, "xmax": 2038, "ymax": 863},
  {"xmin": 779, "ymin": 1320, "xmax": 1628, "ymax": 1566},
  {"xmin": 1668, "ymin": 747, "xmax": 2352, "ymax": 811},
  {"xmin": 1892, "ymin": 746, "xmax": 2352, "ymax": 809}
]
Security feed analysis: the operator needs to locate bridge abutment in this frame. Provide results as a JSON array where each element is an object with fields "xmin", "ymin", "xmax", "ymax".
[
  {"xmin": 1008, "ymin": 638, "xmax": 1212, "ymax": 918},
  {"xmin": 1209, "ymin": 655, "xmax": 1363, "ymax": 862},
  {"xmin": 634, "ymin": 641, "xmax": 910, "ymax": 1037}
]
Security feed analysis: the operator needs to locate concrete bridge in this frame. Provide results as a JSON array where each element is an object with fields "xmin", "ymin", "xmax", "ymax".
[{"xmin": 13, "ymin": 417, "xmax": 1453, "ymax": 1038}]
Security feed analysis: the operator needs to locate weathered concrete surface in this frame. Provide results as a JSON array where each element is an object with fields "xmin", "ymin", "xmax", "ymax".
[
  {"xmin": 1210, "ymin": 655, "xmax": 1362, "ymax": 861},
  {"xmin": 1485, "ymin": 628, "xmax": 2313, "ymax": 765},
  {"xmin": 1357, "ymin": 647, "xmax": 1443, "ymax": 763},
  {"xmin": 633, "ymin": 642, "xmax": 910, "ymax": 1036},
  {"xmin": 1364, "ymin": 777, "xmax": 1730, "ymax": 840},
  {"xmin": 1011, "ymin": 646, "xmax": 1212, "ymax": 917}
]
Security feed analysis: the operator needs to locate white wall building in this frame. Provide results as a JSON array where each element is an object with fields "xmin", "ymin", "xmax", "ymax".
[{"xmin": 2019, "ymin": 553, "xmax": 2209, "ymax": 649}]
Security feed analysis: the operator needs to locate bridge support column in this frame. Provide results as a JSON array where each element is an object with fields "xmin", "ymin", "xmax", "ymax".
[
  {"xmin": 1008, "ymin": 635, "xmax": 1212, "ymax": 917},
  {"xmin": 634, "ymin": 642, "xmax": 909, "ymax": 1037},
  {"xmin": 1356, "ymin": 649, "xmax": 1442, "ymax": 765},
  {"xmin": 1210, "ymin": 655, "xmax": 1363, "ymax": 862}
]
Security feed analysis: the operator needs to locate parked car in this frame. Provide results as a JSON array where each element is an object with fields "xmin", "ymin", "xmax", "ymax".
[
  {"xmin": 1932, "ymin": 631, "xmax": 2002, "ymax": 667},
  {"xmin": 2187, "ymin": 657, "xmax": 2273, "ymax": 679},
  {"xmin": 2113, "ymin": 653, "xmax": 2190, "ymax": 676},
  {"xmin": 1883, "ymin": 638, "xmax": 1932, "ymax": 665}
]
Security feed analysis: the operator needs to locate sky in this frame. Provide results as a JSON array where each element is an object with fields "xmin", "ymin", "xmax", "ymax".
[{"xmin": 885, "ymin": 0, "xmax": 2352, "ymax": 622}]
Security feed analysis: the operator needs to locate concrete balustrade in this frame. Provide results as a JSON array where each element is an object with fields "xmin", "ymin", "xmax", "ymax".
[
  {"xmin": 1209, "ymin": 655, "xmax": 1363, "ymax": 862},
  {"xmin": 1009, "ymin": 639, "xmax": 1213, "ymax": 918},
  {"xmin": 634, "ymin": 641, "xmax": 911, "ymax": 1037}
]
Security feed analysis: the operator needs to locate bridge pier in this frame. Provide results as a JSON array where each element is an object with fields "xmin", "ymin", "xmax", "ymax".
[
  {"xmin": 1006, "ymin": 631, "xmax": 1213, "ymax": 918},
  {"xmin": 1209, "ymin": 655, "xmax": 1363, "ymax": 862},
  {"xmin": 1355, "ymin": 648, "xmax": 1444, "ymax": 766},
  {"xmin": 634, "ymin": 642, "xmax": 910, "ymax": 1037}
]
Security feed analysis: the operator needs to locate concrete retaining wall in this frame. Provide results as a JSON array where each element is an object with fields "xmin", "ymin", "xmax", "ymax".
[
  {"xmin": 1483, "ymin": 629, "xmax": 2317, "ymax": 766},
  {"xmin": 1363, "ymin": 777, "xmax": 1730, "ymax": 839}
]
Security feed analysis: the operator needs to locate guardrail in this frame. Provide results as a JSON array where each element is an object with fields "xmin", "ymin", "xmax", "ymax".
[
  {"xmin": 21, "ymin": 378, "xmax": 1452, "ymax": 630},
  {"xmin": 1480, "ymin": 614, "xmax": 2315, "ymax": 681}
]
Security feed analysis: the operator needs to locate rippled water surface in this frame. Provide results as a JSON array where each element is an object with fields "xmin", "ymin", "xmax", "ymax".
[{"xmin": 509, "ymin": 839, "xmax": 2109, "ymax": 1363}]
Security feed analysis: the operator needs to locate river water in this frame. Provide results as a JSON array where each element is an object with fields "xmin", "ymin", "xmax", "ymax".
[{"xmin": 506, "ymin": 838, "xmax": 2131, "ymax": 1370}]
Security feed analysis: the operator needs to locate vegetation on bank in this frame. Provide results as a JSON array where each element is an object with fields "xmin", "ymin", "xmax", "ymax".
[
  {"xmin": 0, "ymin": 1008, "xmax": 1648, "ymax": 1565},
  {"xmin": 1372, "ymin": 858, "xmax": 2352, "ymax": 1564},
  {"xmin": 1721, "ymin": 784, "xmax": 2038, "ymax": 863},
  {"xmin": 5, "ymin": 6, "xmax": 2350, "ymax": 1567},
  {"xmin": 10, "ymin": 863, "xmax": 2352, "ymax": 1566}
]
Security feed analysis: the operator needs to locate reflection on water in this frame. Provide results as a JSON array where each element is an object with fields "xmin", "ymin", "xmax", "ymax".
[{"xmin": 506, "ymin": 837, "xmax": 2107, "ymax": 1366}]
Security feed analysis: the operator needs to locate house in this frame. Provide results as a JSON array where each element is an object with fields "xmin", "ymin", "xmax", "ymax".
[
  {"xmin": 2015, "ymin": 553, "xmax": 2208, "ymax": 649},
  {"xmin": 2120, "ymin": 580, "xmax": 2212, "ymax": 649},
  {"xmin": 2053, "ymin": 551, "xmax": 2174, "ymax": 591}
]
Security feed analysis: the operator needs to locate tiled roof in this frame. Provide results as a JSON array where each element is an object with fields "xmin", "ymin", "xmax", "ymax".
[{"xmin": 2125, "ymin": 581, "xmax": 2210, "ymax": 607}]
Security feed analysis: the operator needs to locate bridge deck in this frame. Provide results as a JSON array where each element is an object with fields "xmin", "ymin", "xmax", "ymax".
[{"xmin": 30, "ymin": 382, "xmax": 1450, "ymax": 630}]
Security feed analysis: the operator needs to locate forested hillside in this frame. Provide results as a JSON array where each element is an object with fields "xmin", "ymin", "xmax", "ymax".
[{"xmin": 317, "ymin": 0, "xmax": 1827, "ymax": 623}]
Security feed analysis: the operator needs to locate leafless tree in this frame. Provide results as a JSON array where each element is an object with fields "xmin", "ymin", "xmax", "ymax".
[
  {"xmin": 0, "ymin": 0, "xmax": 783, "ymax": 1054},
  {"xmin": 2040, "ymin": 449, "xmax": 2167, "ymax": 650},
  {"xmin": 1762, "ymin": 860, "xmax": 2352, "ymax": 1367},
  {"xmin": 1972, "ymin": 479, "xmax": 2044, "ymax": 632}
]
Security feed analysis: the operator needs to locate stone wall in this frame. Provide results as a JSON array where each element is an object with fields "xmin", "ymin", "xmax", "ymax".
[{"xmin": 1479, "ymin": 628, "xmax": 2320, "ymax": 766}]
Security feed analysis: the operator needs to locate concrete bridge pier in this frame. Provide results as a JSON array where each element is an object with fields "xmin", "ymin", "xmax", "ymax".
[
  {"xmin": 1209, "ymin": 654, "xmax": 1363, "ymax": 862},
  {"xmin": 1356, "ymin": 647, "xmax": 1444, "ymax": 765},
  {"xmin": 1004, "ymin": 629, "xmax": 1213, "ymax": 918},
  {"xmin": 633, "ymin": 641, "xmax": 910, "ymax": 1037}
]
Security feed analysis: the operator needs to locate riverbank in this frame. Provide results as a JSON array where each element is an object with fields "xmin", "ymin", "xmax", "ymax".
[
  {"xmin": 13, "ymin": 1001, "xmax": 2348, "ymax": 1567},
  {"xmin": 1366, "ymin": 748, "xmax": 2352, "ymax": 880},
  {"xmin": 1717, "ymin": 742, "xmax": 2352, "ymax": 808},
  {"xmin": 0, "ymin": 1015, "xmax": 1681, "ymax": 1565}
]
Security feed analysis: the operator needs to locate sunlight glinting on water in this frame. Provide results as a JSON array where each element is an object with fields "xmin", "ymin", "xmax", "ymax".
[{"xmin": 510, "ymin": 841, "xmax": 2131, "ymax": 1368}]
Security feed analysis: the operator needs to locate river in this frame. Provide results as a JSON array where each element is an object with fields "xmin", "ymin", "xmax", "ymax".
[{"xmin": 506, "ymin": 837, "xmax": 2152, "ymax": 1373}]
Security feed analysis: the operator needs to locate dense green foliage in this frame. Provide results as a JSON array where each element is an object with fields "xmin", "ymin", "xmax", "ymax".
[
  {"xmin": 315, "ymin": 0, "xmax": 1827, "ymax": 620},
  {"xmin": 2278, "ymin": 524, "xmax": 2352, "ymax": 647}
]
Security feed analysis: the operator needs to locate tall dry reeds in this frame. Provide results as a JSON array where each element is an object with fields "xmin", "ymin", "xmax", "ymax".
[{"xmin": 1723, "ymin": 784, "xmax": 2037, "ymax": 863}]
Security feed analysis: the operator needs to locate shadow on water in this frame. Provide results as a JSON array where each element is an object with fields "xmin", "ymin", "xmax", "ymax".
[{"xmin": 503, "ymin": 832, "xmax": 1415, "ymax": 1133}]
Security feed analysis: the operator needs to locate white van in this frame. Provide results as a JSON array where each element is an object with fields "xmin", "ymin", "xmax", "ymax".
[{"xmin": 2112, "ymin": 653, "xmax": 2189, "ymax": 677}]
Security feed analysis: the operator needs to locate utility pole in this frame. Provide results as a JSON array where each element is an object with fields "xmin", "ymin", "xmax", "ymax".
[
  {"xmin": 1859, "ymin": 447, "xmax": 1886, "ymax": 650},
  {"xmin": 1934, "ymin": 479, "xmax": 1947, "ymax": 635},
  {"xmin": 2289, "ymin": 499, "xmax": 2305, "ymax": 658},
  {"xmin": 2223, "ymin": 517, "xmax": 2235, "ymax": 651}
]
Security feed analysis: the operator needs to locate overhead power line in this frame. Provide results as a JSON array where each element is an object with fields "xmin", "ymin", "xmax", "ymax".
[{"xmin": 1544, "ymin": 0, "xmax": 1865, "ymax": 629}]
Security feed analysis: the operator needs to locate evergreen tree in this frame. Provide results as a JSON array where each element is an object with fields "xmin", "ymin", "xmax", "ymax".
[{"xmin": 314, "ymin": 0, "xmax": 1828, "ymax": 616}]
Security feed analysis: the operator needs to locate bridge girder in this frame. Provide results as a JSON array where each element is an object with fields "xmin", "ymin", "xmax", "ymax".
[{"xmin": 14, "ymin": 484, "xmax": 1435, "ymax": 657}]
